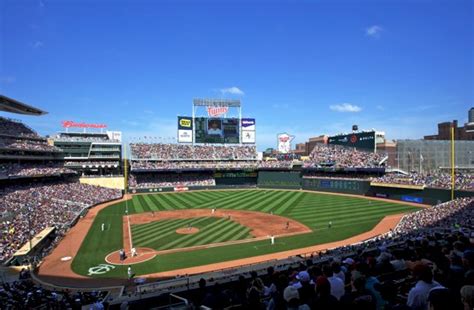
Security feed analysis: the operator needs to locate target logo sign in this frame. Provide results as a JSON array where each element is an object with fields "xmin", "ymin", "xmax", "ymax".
[{"xmin": 350, "ymin": 135, "xmax": 358, "ymax": 143}]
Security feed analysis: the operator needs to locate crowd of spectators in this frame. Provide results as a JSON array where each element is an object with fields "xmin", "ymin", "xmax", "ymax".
[
  {"xmin": 0, "ymin": 117, "xmax": 39, "ymax": 138},
  {"xmin": 305, "ymin": 144, "xmax": 385, "ymax": 168},
  {"xmin": 302, "ymin": 172, "xmax": 375, "ymax": 181},
  {"xmin": 130, "ymin": 143, "xmax": 257, "ymax": 160},
  {"xmin": 1, "ymin": 273, "xmax": 108, "ymax": 309},
  {"xmin": 129, "ymin": 173, "xmax": 215, "ymax": 189},
  {"xmin": 130, "ymin": 160, "xmax": 296, "ymax": 171},
  {"xmin": 373, "ymin": 172, "xmax": 473, "ymax": 191},
  {"xmin": 131, "ymin": 160, "xmax": 258, "ymax": 170},
  {"xmin": 0, "ymin": 136, "xmax": 61, "ymax": 153},
  {"xmin": 259, "ymin": 160, "xmax": 294, "ymax": 169},
  {"xmin": 0, "ymin": 162, "xmax": 76, "ymax": 178},
  {"xmin": 189, "ymin": 197, "xmax": 474, "ymax": 310},
  {"xmin": 0, "ymin": 181, "xmax": 122, "ymax": 263}
]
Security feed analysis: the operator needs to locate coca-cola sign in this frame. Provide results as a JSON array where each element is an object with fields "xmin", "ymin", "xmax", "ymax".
[{"xmin": 61, "ymin": 120, "xmax": 107, "ymax": 128}]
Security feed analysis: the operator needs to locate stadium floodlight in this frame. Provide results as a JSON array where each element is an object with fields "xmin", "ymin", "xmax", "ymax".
[{"xmin": 193, "ymin": 98, "xmax": 241, "ymax": 107}]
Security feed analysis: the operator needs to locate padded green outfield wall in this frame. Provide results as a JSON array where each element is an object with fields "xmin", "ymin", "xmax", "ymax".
[
  {"xmin": 302, "ymin": 178, "xmax": 371, "ymax": 195},
  {"xmin": 257, "ymin": 171, "xmax": 302, "ymax": 188},
  {"xmin": 366, "ymin": 186, "xmax": 473, "ymax": 205},
  {"xmin": 300, "ymin": 177, "xmax": 472, "ymax": 205}
]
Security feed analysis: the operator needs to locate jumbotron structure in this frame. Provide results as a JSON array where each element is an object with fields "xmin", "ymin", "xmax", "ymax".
[{"xmin": 0, "ymin": 95, "xmax": 473, "ymax": 309}]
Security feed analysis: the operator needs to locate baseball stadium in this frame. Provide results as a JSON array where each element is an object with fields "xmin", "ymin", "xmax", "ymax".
[
  {"xmin": 1, "ymin": 94, "xmax": 473, "ymax": 309},
  {"xmin": 2, "ymin": 1, "xmax": 474, "ymax": 309}
]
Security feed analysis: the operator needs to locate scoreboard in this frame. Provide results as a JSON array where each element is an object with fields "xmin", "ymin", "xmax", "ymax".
[
  {"xmin": 194, "ymin": 117, "xmax": 240, "ymax": 144},
  {"xmin": 177, "ymin": 115, "xmax": 256, "ymax": 144},
  {"xmin": 327, "ymin": 131, "xmax": 376, "ymax": 151}
]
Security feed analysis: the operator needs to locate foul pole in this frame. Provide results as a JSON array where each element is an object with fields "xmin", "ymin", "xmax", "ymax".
[
  {"xmin": 451, "ymin": 125, "xmax": 455, "ymax": 200},
  {"xmin": 123, "ymin": 143, "xmax": 133, "ymax": 250}
]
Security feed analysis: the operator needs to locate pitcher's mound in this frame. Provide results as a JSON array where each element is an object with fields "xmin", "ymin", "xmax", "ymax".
[{"xmin": 176, "ymin": 227, "xmax": 199, "ymax": 234}]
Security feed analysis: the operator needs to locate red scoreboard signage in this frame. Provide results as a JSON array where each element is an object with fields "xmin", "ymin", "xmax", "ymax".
[{"xmin": 61, "ymin": 120, "xmax": 107, "ymax": 129}]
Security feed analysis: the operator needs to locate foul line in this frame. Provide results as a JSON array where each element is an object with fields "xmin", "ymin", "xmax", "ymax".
[{"xmin": 127, "ymin": 214, "xmax": 133, "ymax": 251}]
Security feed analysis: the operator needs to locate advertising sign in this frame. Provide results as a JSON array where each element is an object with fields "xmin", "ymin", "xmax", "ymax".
[
  {"xmin": 241, "ymin": 118, "xmax": 256, "ymax": 144},
  {"xmin": 178, "ymin": 116, "xmax": 193, "ymax": 129},
  {"xmin": 207, "ymin": 106, "xmax": 229, "ymax": 117},
  {"xmin": 277, "ymin": 133, "xmax": 295, "ymax": 154},
  {"xmin": 178, "ymin": 130, "xmax": 193, "ymax": 143},
  {"xmin": 242, "ymin": 130, "xmax": 256, "ymax": 143},
  {"xmin": 61, "ymin": 120, "xmax": 107, "ymax": 129},
  {"xmin": 177, "ymin": 116, "xmax": 193, "ymax": 143},
  {"xmin": 401, "ymin": 195, "xmax": 423, "ymax": 203},
  {"xmin": 241, "ymin": 118, "xmax": 256, "ymax": 131},
  {"xmin": 327, "ymin": 131, "xmax": 376, "ymax": 151},
  {"xmin": 106, "ymin": 131, "xmax": 122, "ymax": 142}
]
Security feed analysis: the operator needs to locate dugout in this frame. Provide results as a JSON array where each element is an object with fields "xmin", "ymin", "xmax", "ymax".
[{"xmin": 9, "ymin": 227, "xmax": 56, "ymax": 266}]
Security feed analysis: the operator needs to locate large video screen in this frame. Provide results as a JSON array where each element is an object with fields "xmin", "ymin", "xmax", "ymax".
[
  {"xmin": 327, "ymin": 131, "xmax": 375, "ymax": 151},
  {"xmin": 195, "ymin": 117, "xmax": 240, "ymax": 144}
]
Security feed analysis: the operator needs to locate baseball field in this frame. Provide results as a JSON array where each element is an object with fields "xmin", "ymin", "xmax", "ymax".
[{"xmin": 64, "ymin": 189, "xmax": 420, "ymax": 279}]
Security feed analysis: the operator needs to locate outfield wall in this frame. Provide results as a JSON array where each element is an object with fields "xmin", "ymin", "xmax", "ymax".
[
  {"xmin": 257, "ymin": 171, "xmax": 301, "ymax": 189},
  {"xmin": 128, "ymin": 171, "xmax": 471, "ymax": 204},
  {"xmin": 256, "ymin": 171, "xmax": 472, "ymax": 205},
  {"xmin": 302, "ymin": 177, "xmax": 472, "ymax": 205}
]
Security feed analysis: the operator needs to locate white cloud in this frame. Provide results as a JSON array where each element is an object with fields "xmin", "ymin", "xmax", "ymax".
[
  {"xmin": 32, "ymin": 41, "xmax": 44, "ymax": 49},
  {"xmin": 366, "ymin": 25, "xmax": 383, "ymax": 38},
  {"xmin": 329, "ymin": 103, "xmax": 362, "ymax": 113},
  {"xmin": 220, "ymin": 86, "xmax": 244, "ymax": 96}
]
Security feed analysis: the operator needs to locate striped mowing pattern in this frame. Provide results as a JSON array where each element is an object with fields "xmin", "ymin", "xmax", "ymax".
[
  {"xmin": 128, "ymin": 190, "xmax": 416, "ymax": 249},
  {"xmin": 131, "ymin": 217, "xmax": 251, "ymax": 250}
]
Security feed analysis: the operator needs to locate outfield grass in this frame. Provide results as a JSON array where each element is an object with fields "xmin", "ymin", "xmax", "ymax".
[{"xmin": 71, "ymin": 189, "xmax": 420, "ymax": 278}]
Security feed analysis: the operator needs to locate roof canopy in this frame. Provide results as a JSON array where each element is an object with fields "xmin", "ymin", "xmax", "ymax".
[{"xmin": 0, "ymin": 95, "xmax": 47, "ymax": 115}]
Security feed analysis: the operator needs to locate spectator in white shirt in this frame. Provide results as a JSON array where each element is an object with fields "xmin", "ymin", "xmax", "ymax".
[
  {"xmin": 323, "ymin": 264, "xmax": 345, "ymax": 300},
  {"xmin": 407, "ymin": 263, "xmax": 444, "ymax": 310}
]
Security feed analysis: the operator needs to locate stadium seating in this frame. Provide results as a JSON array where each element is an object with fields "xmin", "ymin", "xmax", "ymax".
[
  {"xmin": 373, "ymin": 172, "xmax": 473, "ymax": 191},
  {"xmin": 129, "ymin": 173, "xmax": 215, "ymax": 188},
  {"xmin": 304, "ymin": 144, "xmax": 385, "ymax": 168},
  {"xmin": 130, "ymin": 143, "xmax": 258, "ymax": 160},
  {"xmin": 0, "ymin": 117, "xmax": 40, "ymax": 138},
  {"xmin": 0, "ymin": 181, "xmax": 122, "ymax": 263},
  {"xmin": 0, "ymin": 162, "xmax": 76, "ymax": 178}
]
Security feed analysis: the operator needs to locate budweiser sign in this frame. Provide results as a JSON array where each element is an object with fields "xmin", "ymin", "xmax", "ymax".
[
  {"xmin": 61, "ymin": 121, "xmax": 107, "ymax": 129},
  {"xmin": 207, "ymin": 106, "xmax": 229, "ymax": 117}
]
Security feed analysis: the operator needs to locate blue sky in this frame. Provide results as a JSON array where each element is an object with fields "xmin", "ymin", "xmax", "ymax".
[{"xmin": 1, "ymin": 0, "xmax": 472, "ymax": 150}]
